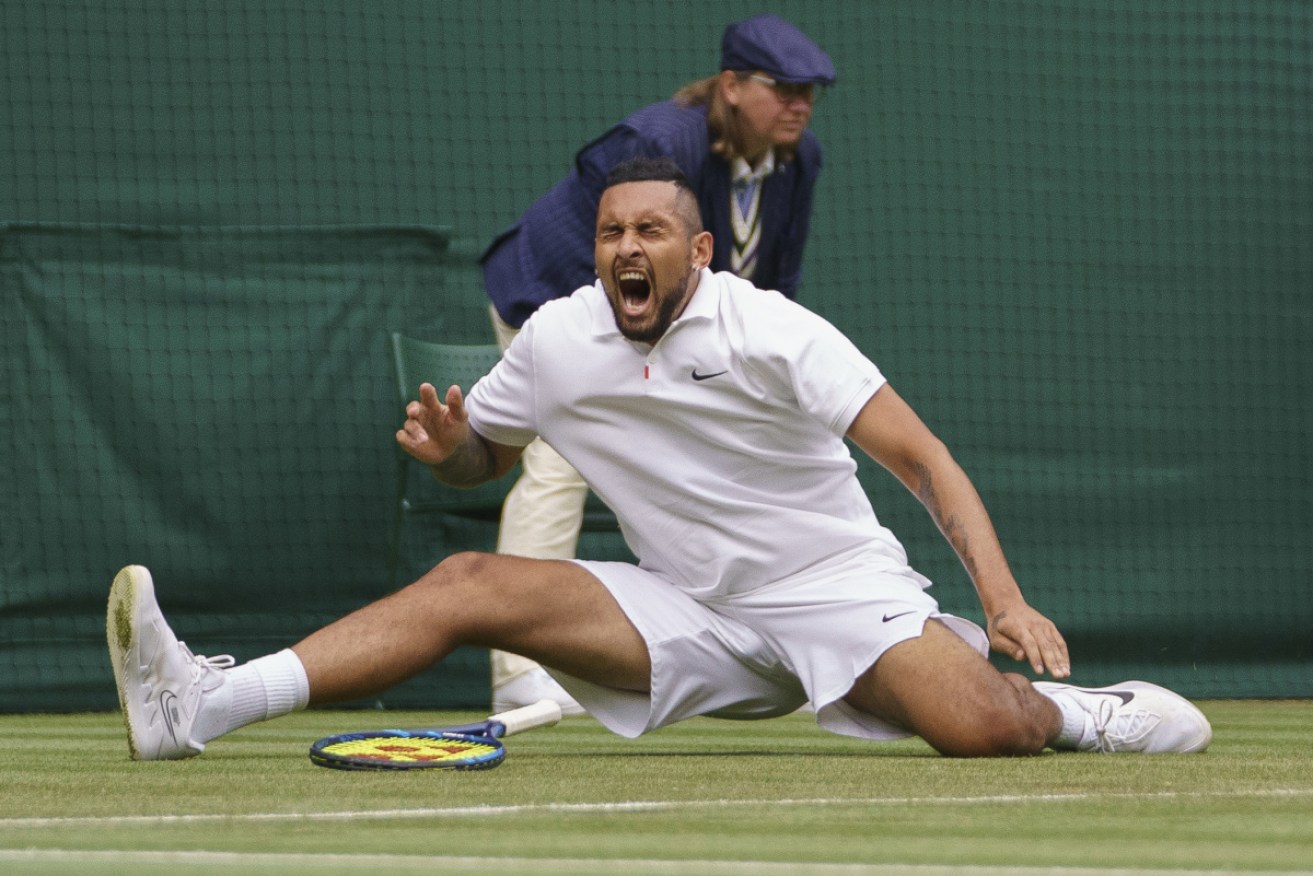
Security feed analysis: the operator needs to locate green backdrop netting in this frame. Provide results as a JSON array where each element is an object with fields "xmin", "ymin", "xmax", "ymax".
[{"xmin": 2, "ymin": 1, "xmax": 1309, "ymax": 710}]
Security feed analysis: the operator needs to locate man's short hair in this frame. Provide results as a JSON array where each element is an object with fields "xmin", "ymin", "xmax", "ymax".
[
  {"xmin": 603, "ymin": 157, "xmax": 703, "ymax": 234},
  {"xmin": 604, "ymin": 156, "xmax": 689, "ymax": 189}
]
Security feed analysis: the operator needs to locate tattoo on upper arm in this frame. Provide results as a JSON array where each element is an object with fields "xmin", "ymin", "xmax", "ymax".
[{"xmin": 912, "ymin": 461, "xmax": 979, "ymax": 580}]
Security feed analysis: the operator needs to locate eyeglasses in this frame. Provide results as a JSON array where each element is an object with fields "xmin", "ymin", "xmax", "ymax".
[{"xmin": 747, "ymin": 74, "xmax": 821, "ymax": 106}]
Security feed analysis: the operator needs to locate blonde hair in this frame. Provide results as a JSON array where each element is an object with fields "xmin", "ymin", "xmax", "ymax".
[{"xmin": 671, "ymin": 73, "xmax": 799, "ymax": 163}]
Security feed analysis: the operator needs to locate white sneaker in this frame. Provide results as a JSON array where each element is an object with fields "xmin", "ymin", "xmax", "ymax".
[
  {"xmin": 492, "ymin": 667, "xmax": 585, "ymax": 716},
  {"xmin": 1034, "ymin": 680, "xmax": 1212, "ymax": 753},
  {"xmin": 107, "ymin": 565, "xmax": 234, "ymax": 760}
]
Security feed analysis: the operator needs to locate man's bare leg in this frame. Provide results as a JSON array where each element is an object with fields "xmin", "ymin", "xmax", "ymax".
[
  {"xmin": 293, "ymin": 551, "xmax": 650, "ymax": 705},
  {"xmin": 844, "ymin": 619, "xmax": 1212, "ymax": 756},
  {"xmin": 108, "ymin": 555, "xmax": 648, "ymax": 759},
  {"xmin": 843, "ymin": 618, "xmax": 1060, "ymax": 757}
]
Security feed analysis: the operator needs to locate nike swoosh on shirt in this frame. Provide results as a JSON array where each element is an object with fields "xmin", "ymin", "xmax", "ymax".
[
  {"xmin": 691, "ymin": 369, "xmax": 728, "ymax": 382},
  {"xmin": 882, "ymin": 610, "xmax": 917, "ymax": 623}
]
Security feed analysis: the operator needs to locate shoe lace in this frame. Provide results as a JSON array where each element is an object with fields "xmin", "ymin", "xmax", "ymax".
[
  {"xmin": 178, "ymin": 641, "xmax": 236, "ymax": 674},
  {"xmin": 1091, "ymin": 699, "xmax": 1117, "ymax": 752},
  {"xmin": 1091, "ymin": 697, "xmax": 1157, "ymax": 753}
]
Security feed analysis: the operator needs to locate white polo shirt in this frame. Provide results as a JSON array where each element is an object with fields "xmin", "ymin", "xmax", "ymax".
[{"xmin": 467, "ymin": 269, "xmax": 911, "ymax": 599}]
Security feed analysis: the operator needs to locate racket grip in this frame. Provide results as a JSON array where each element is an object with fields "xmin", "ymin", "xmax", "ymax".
[{"xmin": 489, "ymin": 698, "xmax": 563, "ymax": 737}]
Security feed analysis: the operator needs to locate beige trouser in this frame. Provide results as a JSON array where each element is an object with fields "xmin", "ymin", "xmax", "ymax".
[{"xmin": 489, "ymin": 306, "xmax": 590, "ymax": 685}]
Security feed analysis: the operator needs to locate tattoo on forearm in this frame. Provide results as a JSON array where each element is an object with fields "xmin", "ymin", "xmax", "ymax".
[
  {"xmin": 430, "ymin": 434, "xmax": 496, "ymax": 487},
  {"xmin": 913, "ymin": 461, "xmax": 979, "ymax": 580},
  {"xmin": 990, "ymin": 610, "xmax": 1007, "ymax": 632}
]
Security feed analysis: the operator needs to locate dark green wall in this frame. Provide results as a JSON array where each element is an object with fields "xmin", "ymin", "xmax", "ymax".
[{"xmin": 2, "ymin": 1, "xmax": 1309, "ymax": 709}]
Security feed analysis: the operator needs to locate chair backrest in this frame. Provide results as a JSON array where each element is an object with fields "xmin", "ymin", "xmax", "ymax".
[
  {"xmin": 391, "ymin": 334, "xmax": 502, "ymax": 406},
  {"xmin": 388, "ymin": 333, "xmax": 513, "ymax": 518}
]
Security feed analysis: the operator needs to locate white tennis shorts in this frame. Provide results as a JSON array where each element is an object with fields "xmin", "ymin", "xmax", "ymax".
[{"xmin": 549, "ymin": 547, "xmax": 988, "ymax": 740}]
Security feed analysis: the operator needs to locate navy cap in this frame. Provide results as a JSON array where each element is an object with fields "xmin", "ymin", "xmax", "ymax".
[{"xmin": 720, "ymin": 15, "xmax": 836, "ymax": 86}]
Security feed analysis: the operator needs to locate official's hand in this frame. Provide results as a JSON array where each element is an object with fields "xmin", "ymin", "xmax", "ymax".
[
  {"xmin": 395, "ymin": 382, "xmax": 468, "ymax": 466},
  {"xmin": 987, "ymin": 601, "xmax": 1071, "ymax": 679}
]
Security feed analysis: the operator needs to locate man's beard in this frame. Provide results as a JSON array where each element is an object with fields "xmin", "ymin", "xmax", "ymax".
[{"xmin": 609, "ymin": 270, "xmax": 695, "ymax": 343}]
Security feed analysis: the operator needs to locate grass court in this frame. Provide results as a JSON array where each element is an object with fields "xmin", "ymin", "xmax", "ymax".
[{"xmin": 1, "ymin": 700, "xmax": 1309, "ymax": 875}]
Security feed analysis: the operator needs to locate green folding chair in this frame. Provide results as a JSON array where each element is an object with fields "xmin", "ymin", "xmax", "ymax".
[
  {"xmin": 386, "ymin": 332, "xmax": 622, "ymax": 584},
  {"xmin": 386, "ymin": 333, "xmax": 513, "ymax": 583}
]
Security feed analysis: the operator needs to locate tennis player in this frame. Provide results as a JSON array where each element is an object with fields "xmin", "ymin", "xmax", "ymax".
[
  {"xmin": 109, "ymin": 157, "xmax": 1211, "ymax": 760},
  {"xmin": 483, "ymin": 13, "xmax": 836, "ymax": 712}
]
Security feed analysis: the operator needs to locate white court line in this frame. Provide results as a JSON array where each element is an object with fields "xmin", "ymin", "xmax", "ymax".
[
  {"xmin": 0, "ymin": 788, "xmax": 1309, "ymax": 830},
  {"xmin": 0, "ymin": 850, "xmax": 1310, "ymax": 876}
]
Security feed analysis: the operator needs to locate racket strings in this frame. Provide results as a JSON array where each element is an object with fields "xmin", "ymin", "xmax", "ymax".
[{"xmin": 322, "ymin": 735, "xmax": 499, "ymax": 764}]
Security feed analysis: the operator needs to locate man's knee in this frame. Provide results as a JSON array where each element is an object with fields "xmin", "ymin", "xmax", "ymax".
[
  {"xmin": 422, "ymin": 551, "xmax": 499, "ymax": 589},
  {"xmin": 848, "ymin": 621, "xmax": 1057, "ymax": 758},
  {"xmin": 409, "ymin": 551, "xmax": 512, "ymax": 630},
  {"xmin": 930, "ymin": 678, "xmax": 1053, "ymax": 757}
]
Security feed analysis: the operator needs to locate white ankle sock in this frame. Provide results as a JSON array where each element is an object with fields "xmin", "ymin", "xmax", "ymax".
[
  {"xmin": 1037, "ymin": 686, "xmax": 1089, "ymax": 750},
  {"xmin": 221, "ymin": 649, "xmax": 310, "ymax": 736}
]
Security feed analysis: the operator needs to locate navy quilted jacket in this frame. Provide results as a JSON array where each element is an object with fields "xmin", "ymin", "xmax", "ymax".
[{"xmin": 482, "ymin": 100, "xmax": 823, "ymax": 327}]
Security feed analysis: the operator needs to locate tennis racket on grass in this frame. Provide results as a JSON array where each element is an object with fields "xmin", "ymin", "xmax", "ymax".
[{"xmin": 309, "ymin": 698, "xmax": 563, "ymax": 771}]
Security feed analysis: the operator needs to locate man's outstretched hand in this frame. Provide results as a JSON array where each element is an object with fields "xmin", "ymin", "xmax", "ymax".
[{"xmin": 395, "ymin": 382, "xmax": 469, "ymax": 467}]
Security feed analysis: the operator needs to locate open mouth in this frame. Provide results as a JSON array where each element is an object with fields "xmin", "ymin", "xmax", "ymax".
[{"xmin": 617, "ymin": 269, "xmax": 651, "ymax": 315}]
